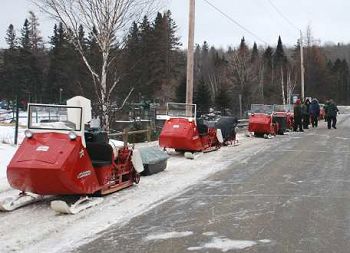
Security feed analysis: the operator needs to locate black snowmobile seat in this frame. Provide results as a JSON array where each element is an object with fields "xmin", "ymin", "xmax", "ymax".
[
  {"xmin": 196, "ymin": 119, "xmax": 208, "ymax": 136},
  {"xmin": 86, "ymin": 142, "xmax": 113, "ymax": 168},
  {"xmin": 84, "ymin": 130, "xmax": 109, "ymax": 143},
  {"xmin": 197, "ymin": 123, "xmax": 208, "ymax": 136}
]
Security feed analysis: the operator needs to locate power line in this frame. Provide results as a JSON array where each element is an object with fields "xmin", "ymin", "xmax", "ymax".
[
  {"xmin": 202, "ymin": 0, "xmax": 268, "ymax": 45},
  {"xmin": 266, "ymin": 0, "xmax": 300, "ymax": 32}
]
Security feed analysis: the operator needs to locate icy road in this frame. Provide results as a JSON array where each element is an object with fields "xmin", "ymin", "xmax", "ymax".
[
  {"xmin": 76, "ymin": 114, "xmax": 350, "ymax": 253},
  {"xmin": 1, "ymin": 114, "xmax": 350, "ymax": 253}
]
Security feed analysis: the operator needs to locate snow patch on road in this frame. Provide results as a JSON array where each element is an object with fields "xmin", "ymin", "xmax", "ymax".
[
  {"xmin": 188, "ymin": 237, "xmax": 257, "ymax": 252},
  {"xmin": 259, "ymin": 239, "xmax": 272, "ymax": 243},
  {"xmin": 202, "ymin": 231, "xmax": 217, "ymax": 236},
  {"xmin": 144, "ymin": 231, "xmax": 193, "ymax": 241},
  {"xmin": 188, "ymin": 236, "xmax": 272, "ymax": 252}
]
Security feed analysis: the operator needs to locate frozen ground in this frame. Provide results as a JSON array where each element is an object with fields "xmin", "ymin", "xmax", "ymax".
[{"xmin": 0, "ymin": 122, "xmax": 270, "ymax": 253}]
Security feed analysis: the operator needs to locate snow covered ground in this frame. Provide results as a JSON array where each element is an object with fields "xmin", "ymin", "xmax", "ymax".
[{"xmin": 0, "ymin": 123, "xmax": 272, "ymax": 253}]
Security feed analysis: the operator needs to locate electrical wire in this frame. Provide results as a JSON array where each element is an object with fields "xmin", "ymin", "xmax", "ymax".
[
  {"xmin": 202, "ymin": 0, "xmax": 269, "ymax": 45},
  {"xmin": 266, "ymin": 0, "xmax": 300, "ymax": 32}
]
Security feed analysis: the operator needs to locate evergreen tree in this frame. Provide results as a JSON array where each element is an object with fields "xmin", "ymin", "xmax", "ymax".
[
  {"xmin": 251, "ymin": 42, "xmax": 259, "ymax": 63},
  {"xmin": 28, "ymin": 11, "xmax": 43, "ymax": 51},
  {"xmin": 215, "ymin": 88, "xmax": 230, "ymax": 111},
  {"xmin": 47, "ymin": 22, "xmax": 85, "ymax": 103},
  {"xmin": 1, "ymin": 25, "xmax": 19, "ymax": 99},
  {"xmin": 273, "ymin": 36, "xmax": 287, "ymax": 67},
  {"xmin": 194, "ymin": 80, "xmax": 212, "ymax": 114},
  {"xmin": 175, "ymin": 76, "xmax": 186, "ymax": 103},
  {"xmin": 20, "ymin": 19, "xmax": 30, "ymax": 50},
  {"xmin": 5, "ymin": 24, "xmax": 17, "ymax": 50},
  {"xmin": 238, "ymin": 37, "xmax": 249, "ymax": 57}
]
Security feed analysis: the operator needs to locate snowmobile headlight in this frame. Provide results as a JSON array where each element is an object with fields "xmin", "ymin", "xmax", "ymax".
[
  {"xmin": 24, "ymin": 130, "xmax": 33, "ymax": 139},
  {"xmin": 68, "ymin": 131, "xmax": 77, "ymax": 140}
]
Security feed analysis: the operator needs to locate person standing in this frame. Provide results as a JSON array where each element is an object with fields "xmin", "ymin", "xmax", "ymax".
[
  {"xmin": 293, "ymin": 99, "xmax": 303, "ymax": 132},
  {"xmin": 302, "ymin": 99, "xmax": 311, "ymax": 129},
  {"xmin": 309, "ymin": 98, "xmax": 320, "ymax": 127},
  {"xmin": 325, "ymin": 99, "xmax": 339, "ymax": 129}
]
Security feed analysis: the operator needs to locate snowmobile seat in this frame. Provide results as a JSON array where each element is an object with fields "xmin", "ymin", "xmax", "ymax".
[
  {"xmin": 84, "ymin": 130, "xmax": 109, "ymax": 143},
  {"xmin": 196, "ymin": 119, "xmax": 208, "ymax": 136},
  {"xmin": 86, "ymin": 142, "xmax": 113, "ymax": 168}
]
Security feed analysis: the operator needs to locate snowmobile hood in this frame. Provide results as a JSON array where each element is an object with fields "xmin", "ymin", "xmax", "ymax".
[{"xmin": 16, "ymin": 133, "xmax": 75, "ymax": 165}]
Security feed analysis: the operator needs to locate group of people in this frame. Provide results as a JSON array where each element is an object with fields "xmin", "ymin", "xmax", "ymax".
[{"xmin": 293, "ymin": 98, "xmax": 339, "ymax": 132}]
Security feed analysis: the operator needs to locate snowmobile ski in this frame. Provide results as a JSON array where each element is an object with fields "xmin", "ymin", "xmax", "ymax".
[
  {"xmin": 0, "ymin": 192, "xmax": 44, "ymax": 212},
  {"xmin": 51, "ymin": 196, "xmax": 103, "ymax": 214}
]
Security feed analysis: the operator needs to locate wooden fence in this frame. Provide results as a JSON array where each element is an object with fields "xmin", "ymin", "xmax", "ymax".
[{"xmin": 108, "ymin": 127, "xmax": 152, "ymax": 146}]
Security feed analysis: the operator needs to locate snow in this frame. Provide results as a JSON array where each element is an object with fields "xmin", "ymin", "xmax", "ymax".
[
  {"xmin": 188, "ymin": 237, "xmax": 257, "ymax": 252},
  {"xmin": 188, "ymin": 237, "xmax": 272, "ymax": 252},
  {"xmin": 0, "ymin": 142, "xmax": 17, "ymax": 192},
  {"xmin": 259, "ymin": 239, "xmax": 272, "ymax": 243},
  {"xmin": 144, "ymin": 231, "xmax": 193, "ymax": 241}
]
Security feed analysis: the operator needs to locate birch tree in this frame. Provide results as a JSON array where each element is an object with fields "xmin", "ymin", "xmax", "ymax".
[{"xmin": 34, "ymin": 0, "xmax": 161, "ymax": 130}]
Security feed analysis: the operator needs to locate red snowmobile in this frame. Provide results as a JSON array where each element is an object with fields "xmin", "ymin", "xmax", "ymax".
[
  {"xmin": 0, "ymin": 96, "xmax": 144, "ymax": 214},
  {"xmin": 248, "ymin": 104, "xmax": 279, "ymax": 138},
  {"xmin": 159, "ymin": 103, "xmax": 223, "ymax": 158},
  {"xmin": 272, "ymin": 104, "xmax": 292, "ymax": 135}
]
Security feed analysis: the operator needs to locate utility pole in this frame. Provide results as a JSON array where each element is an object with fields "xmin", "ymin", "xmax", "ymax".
[
  {"xmin": 300, "ymin": 30, "xmax": 305, "ymax": 101},
  {"xmin": 186, "ymin": 0, "xmax": 195, "ymax": 107}
]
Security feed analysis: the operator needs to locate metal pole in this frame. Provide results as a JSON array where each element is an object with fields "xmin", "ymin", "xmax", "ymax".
[
  {"xmin": 186, "ymin": 0, "xmax": 195, "ymax": 106},
  {"xmin": 300, "ymin": 30, "xmax": 305, "ymax": 101},
  {"xmin": 14, "ymin": 96, "xmax": 19, "ymax": 145}
]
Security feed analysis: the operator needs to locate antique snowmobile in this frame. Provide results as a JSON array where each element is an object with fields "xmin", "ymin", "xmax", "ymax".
[
  {"xmin": 0, "ymin": 96, "xmax": 143, "ymax": 214},
  {"xmin": 201, "ymin": 112, "xmax": 239, "ymax": 146},
  {"xmin": 248, "ymin": 104, "xmax": 279, "ymax": 138},
  {"xmin": 272, "ymin": 104, "xmax": 291, "ymax": 135},
  {"xmin": 214, "ymin": 116, "xmax": 239, "ymax": 145},
  {"xmin": 159, "ymin": 103, "xmax": 223, "ymax": 158}
]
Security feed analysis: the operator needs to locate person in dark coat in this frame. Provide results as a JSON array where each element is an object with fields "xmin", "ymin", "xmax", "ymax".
[
  {"xmin": 309, "ymin": 98, "xmax": 320, "ymax": 127},
  {"xmin": 293, "ymin": 99, "xmax": 303, "ymax": 132},
  {"xmin": 302, "ymin": 99, "xmax": 311, "ymax": 129},
  {"xmin": 325, "ymin": 99, "xmax": 339, "ymax": 129}
]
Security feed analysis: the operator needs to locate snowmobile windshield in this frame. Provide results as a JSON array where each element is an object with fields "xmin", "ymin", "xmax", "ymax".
[
  {"xmin": 250, "ymin": 104, "xmax": 274, "ymax": 114},
  {"xmin": 273, "ymin": 104, "xmax": 292, "ymax": 112},
  {"xmin": 167, "ymin": 103, "xmax": 196, "ymax": 118},
  {"xmin": 28, "ymin": 104, "xmax": 83, "ymax": 131}
]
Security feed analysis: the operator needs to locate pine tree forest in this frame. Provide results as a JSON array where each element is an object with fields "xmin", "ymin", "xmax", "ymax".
[{"xmin": 1, "ymin": 12, "xmax": 350, "ymax": 119}]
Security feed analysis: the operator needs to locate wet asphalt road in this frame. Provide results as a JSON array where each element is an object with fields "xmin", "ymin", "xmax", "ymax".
[{"xmin": 76, "ymin": 115, "xmax": 350, "ymax": 253}]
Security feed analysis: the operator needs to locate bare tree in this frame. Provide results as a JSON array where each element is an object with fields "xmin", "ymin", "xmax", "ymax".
[
  {"xmin": 286, "ymin": 67, "xmax": 297, "ymax": 105},
  {"xmin": 33, "ymin": 0, "xmax": 162, "ymax": 130},
  {"xmin": 281, "ymin": 66, "xmax": 286, "ymax": 105}
]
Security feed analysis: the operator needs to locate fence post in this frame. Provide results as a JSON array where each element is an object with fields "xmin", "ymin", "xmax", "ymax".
[
  {"xmin": 146, "ymin": 126, "xmax": 151, "ymax": 142},
  {"xmin": 123, "ymin": 128, "xmax": 129, "ymax": 147}
]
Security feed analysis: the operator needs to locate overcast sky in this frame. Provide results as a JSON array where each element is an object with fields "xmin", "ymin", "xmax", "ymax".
[{"xmin": 1, "ymin": 0, "xmax": 350, "ymax": 49}]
